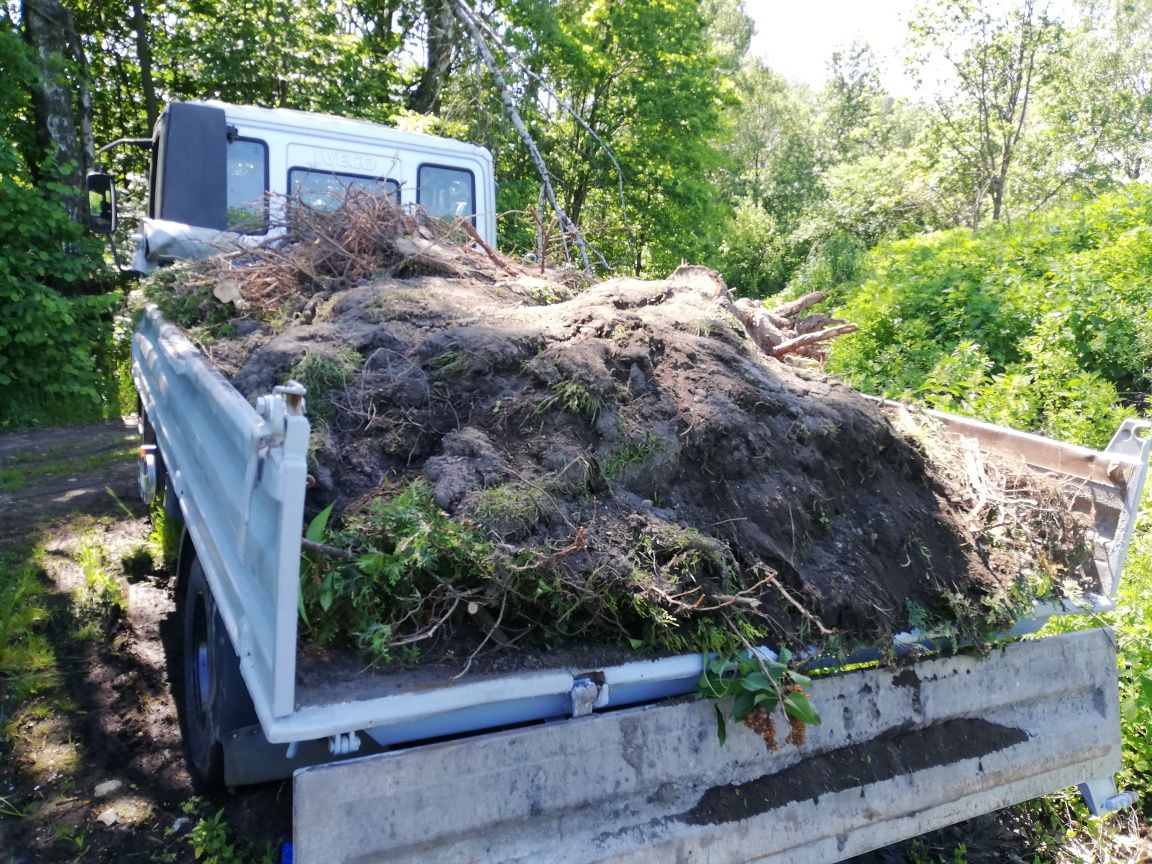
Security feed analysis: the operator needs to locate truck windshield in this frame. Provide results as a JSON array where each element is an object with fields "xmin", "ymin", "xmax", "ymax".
[
  {"xmin": 418, "ymin": 164, "xmax": 475, "ymax": 221},
  {"xmin": 289, "ymin": 168, "xmax": 400, "ymax": 211},
  {"xmin": 227, "ymin": 138, "xmax": 268, "ymax": 233}
]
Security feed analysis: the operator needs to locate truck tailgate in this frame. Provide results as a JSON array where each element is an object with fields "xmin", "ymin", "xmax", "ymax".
[{"xmin": 293, "ymin": 627, "xmax": 1121, "ymax": 864}]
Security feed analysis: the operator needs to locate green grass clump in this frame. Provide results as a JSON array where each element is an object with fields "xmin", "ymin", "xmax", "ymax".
[
  {"xmin": 286, "ymin": 349, "xmax": 362, "ymax": 421},
  {"xmin": 0, "ymin": 549, "xmax": 56, "ymax": 709},
  {"xmin": 602, "ymin": 433, "xmax": 664, "ymax": 480},
  {"xmin": 72, "ymin": 534, "xmax": 127, "ymax": 632}
]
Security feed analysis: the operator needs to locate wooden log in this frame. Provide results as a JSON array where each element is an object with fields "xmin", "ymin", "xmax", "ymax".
[
  {"xmin": 771, "ymin": 323, "xmax": 859, "ymax": 359},
  {"xmin": 733, "ymin": 298, "xmax": 786, "ymax": 349},
  {"xmin": 795, "ymin": 312, "xmax": 834, "ymax": 334},
  {"xmin": 768, "ymin": 291, "xmax": 827, "ymax": 320}
]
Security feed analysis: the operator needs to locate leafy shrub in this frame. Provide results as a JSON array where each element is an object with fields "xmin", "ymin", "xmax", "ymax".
[
  {"xmin": 785, "ymin": 229, "xmax": 867, "ymax": 300},
  {"xmin": 714, "ymin": 199, "xmax": 798, "ymax": 298},
  {"xmin": 826, "ymin": 184, "xmax": 1152, "ymax": 446},
  {"xmin": 0, "ymin": 161, "xmax": 125, "ymax": 426},
  {"xmin": 1114, "ymin": 503, "xmax": 1152, "ymax": 805},
  {"xmin": 0, "ymin": 30, "xmax": 126, "ymax": 428}
]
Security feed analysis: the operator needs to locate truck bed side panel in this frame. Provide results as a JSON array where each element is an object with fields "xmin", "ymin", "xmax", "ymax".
[{"xmin": 294, "ymin": 628, "xmax": 1120, "ymax": 864}]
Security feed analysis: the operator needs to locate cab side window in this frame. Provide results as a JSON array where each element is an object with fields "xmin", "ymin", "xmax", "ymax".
[
  {"xmin": 417, "ymin": 164, "xmax": 475, "ymax": 222},
  {"xmin": 227, "ymin": 138, "xmax": 268, "ymax": 233},
  {"xmin": 289, "ymin": 169, "xmax": 400, "ymax": 211}
]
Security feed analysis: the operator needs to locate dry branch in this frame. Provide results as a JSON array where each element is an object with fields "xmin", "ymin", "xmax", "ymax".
[
  {"xmin": 769, "ymin": 291, "xmax": 828, "ymax": 319},
  {"xmin": 457, "ymin": 215, "xmax": 521, "ymax": 276},
  {"xmin": 771, "ymin": 324, "xmax": 860, "ymax": 359},
  {"xmin": 450, "ymin": 0, "xmax": 594, "ymax": 273}
]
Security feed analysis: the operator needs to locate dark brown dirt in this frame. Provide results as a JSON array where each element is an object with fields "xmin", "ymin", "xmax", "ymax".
[
  {"xmin": 680, "ymin": 717, "xmax": 1029, "ymax": 825},
  {"xmin": 0, "ymin": 420, "xmax": 139, "ymax": 552},
  {"xmin": 196, "ymin": 260, "xmax": 1074, "ymax": 662}
]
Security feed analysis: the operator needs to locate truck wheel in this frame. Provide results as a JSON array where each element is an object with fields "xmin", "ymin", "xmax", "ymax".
[{"xmin": 181, "ymin": 556, "xmax": 255, "ymax": 787}]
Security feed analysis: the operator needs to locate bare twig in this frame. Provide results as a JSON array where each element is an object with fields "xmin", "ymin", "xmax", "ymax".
[{"xmin": 449, "ymin": 0, "xmax": 594, "ymax": 273}]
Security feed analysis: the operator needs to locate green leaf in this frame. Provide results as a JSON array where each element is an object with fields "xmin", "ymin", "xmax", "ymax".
[
  {"xmin": 739, "ymin": 672, "xmax": 773, "ymax": 692},
  {"xmin": 306, "ymin": 503, "xmax": 335, "ymax": 543},
  {"xmin": 787, "ymin": 671, "xmax": 812, "ymax": 687},
  {"xmin": 782, "ymin": 691, "xmax": 821, "ymax": 726},
  {"xmin": 753, "ymin": 691, "xmax": 778, "ymax": 709},
  {"xmin": 714, "ymin": 703, "xmax": 727, "ymax": 746},
  {"xmin": 731, "ymin": 689, "xmax": 757, "ymax": 722},
  {"xmin": 297, "ymin": 582, "xmax": 310, "ymax": 627}
]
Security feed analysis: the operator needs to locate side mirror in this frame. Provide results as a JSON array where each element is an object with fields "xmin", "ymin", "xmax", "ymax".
[{"xmin": 85, "ymin": 172, "xmax": 117, "ymax": 234}]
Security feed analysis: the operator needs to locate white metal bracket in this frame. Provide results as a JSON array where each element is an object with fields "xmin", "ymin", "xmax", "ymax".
[{"xmin": 329, "ymin": 731, "xmax": 362, "ymax": 757}]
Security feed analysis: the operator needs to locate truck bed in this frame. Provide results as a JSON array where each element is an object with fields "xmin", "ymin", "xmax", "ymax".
[
  {"xmin": 293, "ymin": 628, "xmax": 1127, "ymax": 864},
  {"xmin": 133, "ymin": 304, "xmax": 1151, "ymax": 751},
  {"xmin": 134, "ymin": 304, "xmax": 1151, "ymax": 863}
]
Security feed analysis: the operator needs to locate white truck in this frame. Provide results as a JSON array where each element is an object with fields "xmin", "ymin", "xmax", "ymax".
[{"xmin": 91, "ymin": 101, "xmax": 1152, "ymax": 864}]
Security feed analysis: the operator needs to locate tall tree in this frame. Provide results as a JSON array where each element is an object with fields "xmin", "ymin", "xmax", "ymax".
[
  {"xmin": 824, "ymin": 41, "xmax": 883, "ymax": 161},
  {"xmin": 449, "ymin": 0, "xmax": 732, "ymax": 275},
  {"xmin": 129, "ymin": 0, "xmax": 158, "ymax": 130},
  {"xmin": 908, "ymin": 0, "xmax": 1064, "ymax": 227},
  {"xmin": 408, "ymin": 0, "xmax": 458, "ymax": 113},
  {"xmin": 722, "ymin": 62, "xmax": 823, "ymax": 228},
  {"xmin": 20, "ymin": 0, "xmax": 91, "ymax": 212},
  {"xmin": 1059, "ymin": 0, "xmax": 1152, "ymax": 182}
]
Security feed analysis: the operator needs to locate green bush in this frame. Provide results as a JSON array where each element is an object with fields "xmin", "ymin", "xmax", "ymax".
[
  {"xmin": 1114, "ymin": 503, "xmax": 1152, "ymax": 806},
  {"xmin": 0, "ymin": 162, "xmax": 126, "ymax": 427},
  {"xmin": 826, "ymin": 184, "xmax": 1152, "ymax": 446},
  {"xmin": 714, "ymin": 199, "xmax": 799, "ymax": 298},
  {"xmin": 821, "ymin": 185, "xmax": 1152, "ymax": 818},
  {"xmin": 0, "ymin": 29, "xmax": 126, "ymax": 428}
]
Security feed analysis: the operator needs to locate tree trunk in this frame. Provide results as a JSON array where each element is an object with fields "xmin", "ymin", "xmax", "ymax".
[
  {"xmin": 22, "ymin": 0, "xmax": 88, "ymax": 217},
  {"xmin": 408, "ymin": 0, "xmax": 457, "ymax": 114},
  {"xmin": 130, "ymin": 0, "xmax": 158, "ymax": 130}
]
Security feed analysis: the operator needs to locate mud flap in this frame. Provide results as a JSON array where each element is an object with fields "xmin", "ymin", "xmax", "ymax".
[{"xmin": 293, "ymin": 628, "xmax": 1122, "ymax": 864}]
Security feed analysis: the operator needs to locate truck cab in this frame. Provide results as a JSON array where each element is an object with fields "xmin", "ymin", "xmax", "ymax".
[{"xmin": 115, "ymin": 100, "xmax": 496, "ymax": 270}]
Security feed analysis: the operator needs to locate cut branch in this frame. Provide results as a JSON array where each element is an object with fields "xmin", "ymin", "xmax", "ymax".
[
  {"xmin": 768, "ymin": 291, "xmax": 828, "ymax": 320},
  {"xmin": 771, "ymin": 324, "xmax": 859, "ymax": 359}
]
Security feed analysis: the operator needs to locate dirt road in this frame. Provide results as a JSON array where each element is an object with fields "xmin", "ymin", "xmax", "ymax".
[{"xmin": 0, "ymin": 419, "xmax": 287, "ymax": 863}]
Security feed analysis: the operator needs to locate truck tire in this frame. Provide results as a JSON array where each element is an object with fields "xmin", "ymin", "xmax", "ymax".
[{"xmin": 181, "ymin": 556, "xmax": 256, "ymax": 787}]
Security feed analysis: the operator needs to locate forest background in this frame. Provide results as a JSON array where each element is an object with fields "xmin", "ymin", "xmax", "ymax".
[{"xmin": 5, "ymin": 0, "xmax": 1152, "ymax": 855}]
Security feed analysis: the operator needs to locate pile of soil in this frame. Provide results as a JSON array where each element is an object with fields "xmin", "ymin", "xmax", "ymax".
[{"xmin": 155, "ymin": 204, "xmax": 1089, "ymax": 661}]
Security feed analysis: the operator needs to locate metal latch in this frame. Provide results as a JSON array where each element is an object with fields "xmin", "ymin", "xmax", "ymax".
[
  {"xmin": 1079, "ymin": 779, "xmax": 1138, "ymax": 815},
  {"xmin": 571, "ymin": 676, "xmax": 610, "ymax": 717}
]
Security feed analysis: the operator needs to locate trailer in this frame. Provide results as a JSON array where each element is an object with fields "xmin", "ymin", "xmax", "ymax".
[{"xmin": 132, "ymin": 302, "xmax": 1152, "ymax": 864}]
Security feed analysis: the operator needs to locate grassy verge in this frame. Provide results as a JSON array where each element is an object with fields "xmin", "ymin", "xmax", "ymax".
[
  {"xmin": 0, "ymin": 445, "xmax": 138, "ymax": 494},
  {"xmin": 0, "ymin": 528, "xmax": 267, "ymax": 863},
  {"xmin": 0, "ymin": 546, "xmax": 58, "ymax": 719}
]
